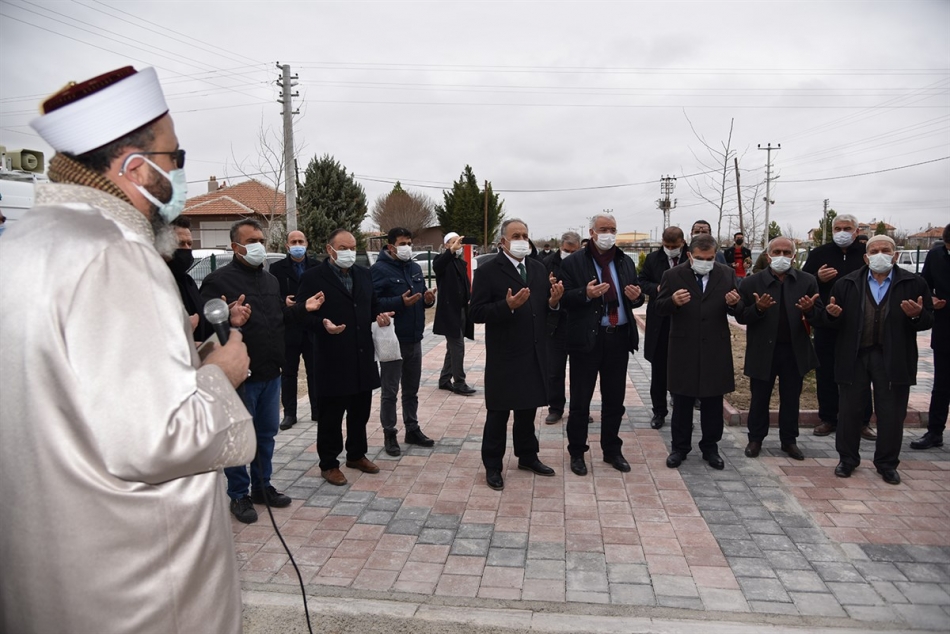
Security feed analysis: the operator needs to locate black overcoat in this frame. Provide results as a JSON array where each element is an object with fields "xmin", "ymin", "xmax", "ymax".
[
  {"xmin": 292, "ymin": 260, "xmax": 381, "ymax": 398},
  {"xmin": 733, "ymin": 267, "xmax": 822, "ymax": 380},
  {"xmin": 921, "ymin": 244, "xmax": 949, "ymax": 354},
  {"xmin": 270, "ymin": 254, "xmax": 319, "ymax": 347},
  {"xmin": 469, "ymin": 253, "xmax": 551, "ymax": 411},
  {"xmin": 432, "ymin": 249, "xmax": 475, "ymax": 340},
  {"xmin": 639, "ymin": 246, "xmax": 687, "ymax": 362},
  {"xmin": 654, "ymin": 262, "xmax": 738, "ymax": 397}
]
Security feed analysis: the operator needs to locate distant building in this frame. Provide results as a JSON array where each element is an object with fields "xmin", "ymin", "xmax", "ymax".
[
  {"xmin": 906, "ymin": 226, "xmax": 945, "ymax": 249},
  {"xmin": 183, "ymin": 177, "xmax": 285, "ymax": 249}
]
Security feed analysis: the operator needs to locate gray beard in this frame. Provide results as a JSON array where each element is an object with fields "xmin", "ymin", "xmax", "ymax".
[{"xmin": 151, "ymin": 212, "xmax": 178, "ymax": 258}]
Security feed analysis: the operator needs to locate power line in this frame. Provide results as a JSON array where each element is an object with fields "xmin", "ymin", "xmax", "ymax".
[
  {"xmin": 299, "ymin": 98, "xmax": 945, "ymax": 110},
  {"xmin": 781, "ymin": 156, "xmax": 949, "ymax": 183}
]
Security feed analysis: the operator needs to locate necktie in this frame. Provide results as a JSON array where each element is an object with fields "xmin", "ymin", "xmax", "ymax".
[
  {"xmin": 672, "ymin": 256, "xmax": 679, "ymax": 266},
  {"xmin": 695, "ymin": 274, "xmax": 704, "ymax": 292},
  {"xmin": 518, "ymin": 262, "xmax": 526, "ymax": 282}
]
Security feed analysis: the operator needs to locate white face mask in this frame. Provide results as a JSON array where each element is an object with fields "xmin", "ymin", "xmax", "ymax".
[
  {"xmin": 833, "ymin": 230, "xmax": 854, "ymax": 248},
  {"xmin": 333, "ymin": 247, "xmax": 357, "ymax": 269},
  {"xmin": 239, "ymin": 242, "xmax": 266, "ymax": 267},
  {"xmin": 769, "ymin": 256, "xmax": 792, "ymax": 273},
  {"xmin": 394, "ymin": 244, "xmax": 413, "ymax": 262},
  {"xmin": 560, "ymin": 249, "xmax": 573, "ymax": 261},
  {"xmin": 663, "ymin": 246, "xmax": 681, "ymax": 259},
  {"xmin": 867, "ymin": 253, "xmax": 894, "ymax": 274},
  {"xmin": 507, "ymin": 239, "xmax": 531, "ymax": 259},
  {"xmin": 594, "ymin": 233, "xmax": 616, "ymax": 251},
  {"xmin": 691, "ymin": 258, "xmax": 715, "ymax": 276}
]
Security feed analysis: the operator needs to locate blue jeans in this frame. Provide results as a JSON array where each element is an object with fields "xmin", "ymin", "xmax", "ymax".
[{"xmin": 225, "ymin": 377, "xmax": 280, "ymax": 500}]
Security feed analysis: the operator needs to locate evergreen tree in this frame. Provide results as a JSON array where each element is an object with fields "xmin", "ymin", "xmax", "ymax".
[
  {"xmin": 815, "ymin": 209, "xmax": 838, "ymax": 245},
  {"xmin": 297, "ymin": 154, "xmax": 368, "ymax": 248},
  {"xmin": 435, "ymin": 165, "xmax": 504, "ymax": 246},
  {"xmin": 768, "ymin": 220, "xmax": 782, "ymax": 241},
  {"xmin": 874, "ymin": 221, "xmax": 888, "ymax": 236}
]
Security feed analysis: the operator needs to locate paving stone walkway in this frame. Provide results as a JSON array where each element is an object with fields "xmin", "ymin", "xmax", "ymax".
[{"xmin": 236, "ymin": 322, "xmax": 949, "ymax": 632}]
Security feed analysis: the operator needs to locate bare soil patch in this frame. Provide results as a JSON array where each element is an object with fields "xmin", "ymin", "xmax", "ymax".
[{"xmin": 727, "ymin": 322, "xmax": 818, "ymax": 410}]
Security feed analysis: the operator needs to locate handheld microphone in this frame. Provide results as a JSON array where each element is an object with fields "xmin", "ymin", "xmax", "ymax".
[{"xmin": 203, "ymin": 298, "xmax": 231, "ymax": 345}]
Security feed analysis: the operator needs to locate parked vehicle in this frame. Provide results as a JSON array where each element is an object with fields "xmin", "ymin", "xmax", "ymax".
[
  {"xmin": 895, "ymin": 250, "xmax": 924, "ymax": 273},
  {"xmin": 187, "ymin": 251, "xmax": 284, "ymax": 287}
]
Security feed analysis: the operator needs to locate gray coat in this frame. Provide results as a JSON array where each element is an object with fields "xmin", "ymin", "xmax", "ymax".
[
  {"xmin": 654, "ymin": 262, "xmax": 738, "ymax": 397},
  {"xmin": 733, "ymin": 267, "xmax": 822, "ymax": 380}
]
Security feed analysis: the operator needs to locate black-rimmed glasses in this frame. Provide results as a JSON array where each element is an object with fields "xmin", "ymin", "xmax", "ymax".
[{"xmin": 140, "ymin": 149, "xmax": 186, "ymax": 169}]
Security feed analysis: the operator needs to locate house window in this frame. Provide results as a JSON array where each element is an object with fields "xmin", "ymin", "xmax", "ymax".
[{"xmin": 197, "ymin": 221, "xmax": 233, "ymax": 249}]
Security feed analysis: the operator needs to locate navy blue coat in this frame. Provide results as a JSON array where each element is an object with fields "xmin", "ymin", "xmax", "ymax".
[{"xmin": 370, "ymin": 248, "xmax": 433, "ymax": 344}]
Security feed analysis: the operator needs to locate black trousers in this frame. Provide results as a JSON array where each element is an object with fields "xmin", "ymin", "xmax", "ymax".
[
  {"xmin": 928, "ymin": 345, "xmax": 949, "ymax": 435},
  {"xmin": 649, "ymin": 320, "xmax": 671, "ymax": 418},
  {"xmin": 281, "ymin": 326, "xmax": 315, "ymax": 419},
  {"xmin": 481, "ymin": 408, "xmax": 540, "ymax": 470},
  {"xmin": 316, "ymin": 391, "xmax": 372, "ymax": 471},
  {"xmin": 670, "ymin": 393, "xmax": 723, "ymax": 456},
  {"xmin": 814, "ymin": 326, "xmax": 872, "ymax": 426},
  {"xmin": 566, "ymin": 325, "xmax": 629, "ymax": 459},
  {"xmin": 439, "ymin": 310, "xmax": 467, "ymax": 386},
  {"xmin": 836, "ymin": 348, "xmax": 908, "ymax": 471},
  {"xmin": 747, "ymin": 342, "xmax": 803, "ymax": 444},
  {"xmin": 546, "ymin": 327, "xmax": 568, "ymax": 413}
]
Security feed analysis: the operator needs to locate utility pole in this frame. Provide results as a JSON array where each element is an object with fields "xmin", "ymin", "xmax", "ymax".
[
  {"xmin": 277, "ymin": 63, "xmax": 299, "ymax": 233},
  {"xmin": 757, "ymin": 142, "xmax": 780, "ymax": 248},
  {"xmin": 733, "ymin": 158, "xmax": 744, "ymax": 236},
  {"xmin": 483, "ymin": 180, "xmax": 489, "ymax": 252},
  {"xmin": 821, "ymin": 198, "xmax": 830, "ymax": 245},
  {"xmin": 657, "ymin": 176, "xmax": 677, "ymax": 230}
]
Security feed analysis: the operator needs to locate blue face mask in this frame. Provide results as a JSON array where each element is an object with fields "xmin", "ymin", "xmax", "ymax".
[
  {"xmin": 289, "ymin": 245, "xmax": 307, "ymax": 259},
  {"xmin": 125, "ymin": 155, "xmax": 188, "ymax": 223}
]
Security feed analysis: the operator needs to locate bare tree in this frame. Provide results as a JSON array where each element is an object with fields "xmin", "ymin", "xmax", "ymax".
[{"xmin": 372, "ymin": 181, "xmax": 436, "ymax": 235}]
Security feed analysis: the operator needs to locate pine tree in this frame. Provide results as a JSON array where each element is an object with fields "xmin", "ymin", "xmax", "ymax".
[
  {"xmin": 297, "ymin": 154, "xmax": 368, "ymax": 248},
  {"xmin": 435, "ymin": 165, "xmax": 504, "ymax": 246}
]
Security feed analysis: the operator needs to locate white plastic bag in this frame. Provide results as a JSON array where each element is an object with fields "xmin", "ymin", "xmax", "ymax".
[{"xmin": 372, "ymin": 321, "xmax": 402, "ymax": 362}]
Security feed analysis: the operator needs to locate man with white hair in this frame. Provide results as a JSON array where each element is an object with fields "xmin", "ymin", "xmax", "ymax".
[
  {"xmin": 0, "ymin": 66, "xmax": 255, "ymax": 633},
  {"xmin": 821, "ymin": 235, "xmax": 933, "ymax": 484},
  {"xmin": 433, "ymin": 231, "xmax": 476, "ymax": 394},
  {"xmin": 803, "ymin": 213, "xmax": 876, "ymax": 439}
]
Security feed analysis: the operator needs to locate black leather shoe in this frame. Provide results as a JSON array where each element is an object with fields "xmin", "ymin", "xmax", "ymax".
[
  {"xmin": 744, "ymin": 441, "xmax": 761, "ymax": 458},
  {"xmin": 876, "ymin": 467, "xmax": 901, "ymax": 485},
  {"xmin": 452, "ymin": 383, "xmax": 477, "ymax": 395},
  {"xmin": 666, "ymin": 452, "xmax": 685, "ymax": 469},
  {"xmin": 834, "ymin": 462, "xmax": 854, "ymax": 478},
  {"xmin": 279, "ymin": 415, "xmax": 297, "ymax": 431},
  {"xmin": 405, "ymin": 428, "xmax": 434, "ymax": 447},
  {"xmin": 605, "ymin": 454, "xmax": 631, "ymax": 472},
  {"xmin": 230, "ymin": 495, "xmax": 258, "ymax": 524},
  {"xmin": 518, "ymin": 459, "xmax": 555, "ymax": 476},
  {"xmin": 439, "ymin": 381, "xmax": 453, "ymax": 391},
  {"xmin": 384, "ymin": 431, "xmax": 401, "ymax": 456},
  {"xmin": 570, "ymin": 456, "xmax": 588, "ymax": 476},
  {"xmin": 910, "ymin": 432, "xmax": 944, "ymax": 450},
  {"xmin": 545, "ymin": 410, "xmax": 563, "ymax": 424},
  {"xmin": 650, "ymin": 414, "xmax": 665, "ymax": 430},
  {"xmin": 588, "ymin": 416, "xmax": 594, "ymax": 424},
  {"xmin": 250, "ymin": 486, "xmax": 292, "ymax": 508},
  {"xmin": 861, "ymin": 426, "xmax": 878, "ymax": 441},
  {"xmin": 703, "ymin": 452, "xmax": 725, "ymax": 470},
  {"xmin": 781, "ymin": 443, "xmax": 805, "ymax": 461},
  {"xmin": 486, "ymin": 469, "xmax": 504, "ymax": 490}
]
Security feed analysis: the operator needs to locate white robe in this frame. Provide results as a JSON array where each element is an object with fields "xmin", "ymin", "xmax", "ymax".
[{"xmin": 0, "ymin": 184, "xmax": 256, "ymax": 634}]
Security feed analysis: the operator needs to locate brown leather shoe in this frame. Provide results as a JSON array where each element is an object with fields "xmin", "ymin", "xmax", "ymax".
[
  {"xmin": 813, "ymin": 422, "xmax": 836, "ymax": 436},
  {"xmin": 744, "ymin": 440, "xmax": 762, "ymax": 458},
  {"xmin": 321, "ymin": 468, "xmax": 347, "ymax": 486},
  {"xmin": 861, "ymin": 426, "xmax": 878, "ymax": 441},
  {"xmin": 345, "ymin": 457, "xmax": 380, "ymax": 474},
  {"xmin": 781, "ymin": 443, "xmax": 805, "ymax": 461}
]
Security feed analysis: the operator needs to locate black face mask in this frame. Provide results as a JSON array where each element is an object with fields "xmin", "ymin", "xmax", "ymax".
[
  {"xmin": 735, "ymin": 239, "xmax": 744, "ymax": 245},
  {"xmin": 167, "ymin": 248, "xmax": 194, "ymax": 276}
]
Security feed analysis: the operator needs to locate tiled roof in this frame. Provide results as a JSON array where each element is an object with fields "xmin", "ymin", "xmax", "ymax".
[
  {"xmin": 184, "ymin": 179, "xmax": 286, "ymax": 217},
  {"xmin": 908, "ymin": 227, "xmax": 945, "ymax": 238}
]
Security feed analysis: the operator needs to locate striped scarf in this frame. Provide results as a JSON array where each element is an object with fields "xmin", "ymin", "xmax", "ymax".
[{"xmin": 47, "ymin": 153, "xmax": 134, "ymax": 207}]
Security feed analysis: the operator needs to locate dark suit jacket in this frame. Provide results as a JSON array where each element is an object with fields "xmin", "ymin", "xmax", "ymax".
[
  {"xmin": 469, "ymin": 253, "xmax": 550, "ymax": 410},
  {"xmin": 543, "ymin": 250, "xmax": 570, "ymax": 338},
  {"xmin": 640, "ymin": 246, "xmax": 687, "ymax": 362},
  {"xmin": 654, "ymin": 262, "xmax": 738, "ymax": 397},
  {"xmin": 433, "ymin": 249, "xmax": 475, "ymax": 340},
  {"xmin": 921, "ymin": 243, "xmax": 949, "ymax": 353},
  {"xmin": 559, "ymin": 245, "xmax": 644, "ymax": 354},
  {"xmin": 270, "ymin": 254, "xmax": 319, "ymax": 345},
  {"xmin": 734, "ymin": 267, "xmax": 822, "ymax": 380},
  {"xmin": 292, "ymin": 260, "xmax": 381, "ymax": 398}
]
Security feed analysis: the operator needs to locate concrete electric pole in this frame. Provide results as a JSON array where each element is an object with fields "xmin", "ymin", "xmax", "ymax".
[
  {"xmin": 657, "ymin": 175, "xmax": 677, "ymax": 230},
  {"xmin": 757, "ymin": 142, "xmax": 780, "ymax": 248},
  {"xmin": 277, "ymin": 63, "xmax": 299, "ymax": 233}
]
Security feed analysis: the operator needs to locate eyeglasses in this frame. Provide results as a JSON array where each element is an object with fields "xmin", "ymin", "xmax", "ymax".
[{"xmin": 140, "ymin": 149, "xmax": 186, "ymax": 169}]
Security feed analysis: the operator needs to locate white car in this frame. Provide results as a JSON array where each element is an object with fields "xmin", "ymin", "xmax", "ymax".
[
  {"xmin": 895, "ymin": 250, "xmax": 923, "ymax": 274},
  {"xmin": 187, "ymin": 251, "xmax": 285, "ymax": 287}
]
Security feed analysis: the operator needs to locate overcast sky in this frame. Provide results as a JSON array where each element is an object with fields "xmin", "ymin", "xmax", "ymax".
[{"xmin": 2, "ymin": 0, "xmax": 948, "ymax": 245}]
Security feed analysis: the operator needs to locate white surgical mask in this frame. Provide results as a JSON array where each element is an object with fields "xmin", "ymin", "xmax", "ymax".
[
  {"xmin": 663, "ymin": 247, "xmax": 681, "ymax": 259},
  {"xmin": 691, "ymin": 258, "xmax": 715, "ymax": 276},
  {"xmin": 127, "ymin": 155, "xmax": 187, "ymax": 223},
  {"xmin": 240, "ymin": 242, "xmax": 266, "ymax": 267},
  {"xmin": 507, "ymin": 240, "xmax": 531, "ymax": 259},
  {"xmin": 867, "ymin": 253, "xmax": 894, "ymax": 274},
  {"xmin": 394, "ymin": 245, "xmax": 413, "ymax": 262},
  {"xmin": 833, "ymin": 231, "xmax": 854, "ymax": 248},
  {"xmin": 560, "ymin": 249, "xmax": 572, "ymax": 261},
  {"xmin": 333, "ymin": 248, "xmax": 357, "ymax": 269},
  {"xmin": 769, "ymin": 256, "xmax": 792, "ymax": 273},
  {"xmin": 595, "ymin": 233, "xmax": 616, "ymax": 250}
]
